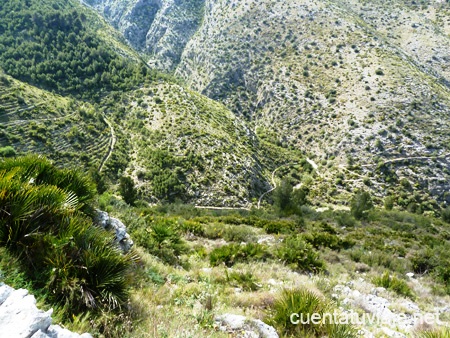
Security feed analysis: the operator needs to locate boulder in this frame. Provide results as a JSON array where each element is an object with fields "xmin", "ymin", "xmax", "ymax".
[
  {"xmin": 215, "ymin": 313, "xmax": 279, "ymax": 338},
  {"xmin": 0, "ymin": 283, "xmax": 92, "ymax": 338},
  {"xmin": 94, "ymin": 209, "xmax": 134, "ymax": 252},
  {"xmin": 0, "ymin": 288, "xmax": 53, "ymax": 338}
]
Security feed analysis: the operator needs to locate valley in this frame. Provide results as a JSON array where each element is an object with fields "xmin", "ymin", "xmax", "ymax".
[{"xmin": 1, "ymin": 0, "xmax": 450, "ymax": 337}]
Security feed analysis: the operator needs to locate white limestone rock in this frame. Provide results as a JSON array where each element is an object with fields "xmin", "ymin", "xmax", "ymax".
[
  {"xmin": 0, "ymin": 288, "xmax": 52, "ymax": 338},
  {"xmin": 215, "ymin": 313, "xmax": 279, "ymax": 338},
  {"xmin": 0, "ymin": 284, "xmax": 91, "ymax": 338},
  {"xmin": 94, "ymin": 209, "xmax": 134, "ymax": 252}
]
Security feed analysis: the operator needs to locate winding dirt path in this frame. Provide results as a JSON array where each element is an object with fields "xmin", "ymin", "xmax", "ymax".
[
  {"xmin": 361, "ymin": 152, "xmax": 450, "ymax": 168},
  {"xmin": 98, "ymin": 115, "xmax": 116, "ymax": 172},
  {"xmin": 257, "ymin": 162, "xmax": 299, "ymax": 209}
]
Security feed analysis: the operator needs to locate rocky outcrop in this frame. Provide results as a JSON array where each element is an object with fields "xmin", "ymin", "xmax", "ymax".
[
  {"xmin": 0, "ymin": 283, "xmax": 91, "ymax": 338},
  {"xmin": 94, "ymin": 210, "xmax": 134, "ymax": 252},
  {"xmin": 332, "ymin": 277, "xmax": 445, "ymax": 337},
  {"xmin": 215, "ymin": 314, "xmax": 279, "ymax": 338},
  {"xmin": 80, "ymin": 0, "xmax": 204, "ymax": 71}
]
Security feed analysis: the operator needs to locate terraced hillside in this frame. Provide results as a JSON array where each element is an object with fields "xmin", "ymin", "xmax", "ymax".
[
  {"xmin": 0, "ymin": 71, "xmax": 110, "ymax": 170},
  {"xmin": 100, "ymin": 83, "xmax": 307, "ymax": 206},
  {"xmin": 84, "ymin": 0, "xmax": 450, "ymax": 209},
  {"xmin": 0, "ymin": 0, "xmax": 448, "ymax": 210},
  {"xmin": 0, "ymin": 0, "xmax": 308, "ymax": 208}
]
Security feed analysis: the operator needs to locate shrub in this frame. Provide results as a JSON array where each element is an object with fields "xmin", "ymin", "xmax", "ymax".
[
  {"xmin": 335, "ymin": 212, "xmax": 357, "ymax": 227},
  {"xmin": 0, "ymin": 155, "xmax": 133, "ymax": 314},
  {"xmin": 267, "ymin": 288, "xmax": 357, "ymax": 337},
  {"xmin": 209, "ymin": 243, "xmax": 270, "ymax": 267},
  {"xmin": 350, "ymin": 248, "xmax": 407, "ymax": 273},
  {"xmin": 119, "ymin": 176, "xmax": 137, "ymax": 206},
  {"xmin": 210, "ymin": 244, "xmax": 240, "ymax": 267},
  {"xmin": 203, "ymin": 223, "xmax": 225, "ymax": 239},
  {"xmin": 264, "ymin": 219, "xmax": 303, "ymax": 234},
  {"xmin": 132, "ymin": 218, "xmax": 187, "ymax": 265},
  {"xmin": 225, "ymin": 270, "xmax": 261, "ymax": 291},
  {"xmin": 46, "ymin": 219, "xmax": 135, "ymax": 311},
  {"xmin": 416, "ymin": 327, "xmax": 450, "ymax": 338},
  {"xmin": 384, "ymin": 196, "xmax": 395, "ymax": 210},
  {"xmin": 222, "ymin": 225, "xmax": 257, "ymax": 243},
  {"xmin": 273, "ymin": 178, "xmax": 293, "ymax": 212},
  {"xmin": 435, "ymin": 260, "xmax": 450, "ymax": 294},
  {"xmin": 373, "ymin": 272, "xmax": 415, "ymax": 299},
  {"xmin": 442, "ymin": 206, "xmax": 450, "ymax": 223},
  {"xmin": 411, "ymin": 249, "xmax": 437, "ymax": 274},
  {"xmin": 217, "ymin": 215, "xmax": 244, "ymax": 225},
  {"xmin": 277, "ymin": 235, "xmax": 325, "ymax": 273},
  {"xmin": 303, "ymin": 232, "xmax": 354, "ymax": 251},
  {"xmin": 350, "ymin": 190, "xmax": 373, "ymax": 220},
  {"xmin": 178, "ymin": 219, "xmax": 205, "ymax": 236},
  {"xmin": 0, "ymin": 146, "xmax": 16, "ymax": 157}
]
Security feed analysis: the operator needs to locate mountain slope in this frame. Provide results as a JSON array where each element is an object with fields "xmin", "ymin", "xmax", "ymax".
[
  {"xmin": 0, "ymin": 0, "xmax": 306, "ymax": 207},
  {"xmin": 83, "ymin": 0, "xmax": 450, "ymax": 209},
  {"xmin": 82, "ymin": 0, "xmax": 204, "ymax": 70},
  {"xmin": 0, "ymin": 70, "xmax": 109, "ymax": 170},
  {"xmin": 99, "ymin": 82, "xmax": 300, "ymax": 206}
]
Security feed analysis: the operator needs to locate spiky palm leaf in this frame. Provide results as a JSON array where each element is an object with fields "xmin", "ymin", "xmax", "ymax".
[
  {"xmin": 1, "ymin": 155, "xmax": 134, "ymax": 315},
  {"xmin": 0, "ymin": 155, "xmax": 95, "ymax": 209}
]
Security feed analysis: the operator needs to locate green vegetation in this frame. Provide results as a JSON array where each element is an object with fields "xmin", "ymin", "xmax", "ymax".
[
  {"xmin": 0, "ymin": 146, "xmax": 16, "ymax": 157},
  {"xmin": 119, "ymin": 176, "xmax": 138, "ymax": 206},
  {"xmin": 416, "ymin": 327, "xmax": 450, "ymax": 338},
  {"xmin": 131, "ymin": 218, "xmax": 188, "ymax": 266},
  {"xmin": 373, "ymin": 272, "xmax": 415, "ymax": 299},
  {"xmin": 1, "ymin": 157, "xmax": 450, "ymax": 337},
  {"xmin": 0, "ymin": 0, "xmax": 160, "ymax": 99},
  {"xmin": 350, "ymin": 190, "xmax": 374, "ymax": 220},
  {"xmin": 1, "ymin": 0, "xmax": 450, "ymax": 336},
  {"xmin": 267, "ymin": 288, "xmax": 357, "ymax": 338},
  {"xmin": 0, "ymin": 155, "xmax": 134, "ymax": 317},
  {"xmin": 209, "ymin": 243, "xmax": 270, "ymax": 267},
  {"xmin": 277, "ymin": 235, "xmax": 325, "ymax": 273},
  {"xmin": 442, "ymin": 206, "xmax": 450, "ymax": 223},
  {"xmin": 142, "ymin": 149, "xmax": 187, "ymax": 202}
]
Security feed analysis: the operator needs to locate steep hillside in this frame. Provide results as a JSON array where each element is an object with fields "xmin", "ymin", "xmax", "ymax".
[
  {"xmin": 0, "ymin": 0, "xmax": 307, "ymax": 207},
  {"xmin": 175, "ymin": 0, "xmax": 450, "ymax": 208},
  {"xmin": 0, "ymin": 71, "xmax": 109, "ymax": 170},
  {"xmin": 82, "ymin": 0, "xmax": 204, "ymax": 70},
  {"xmin": 100, "ymin": 83, "xmax": 306, "ymax": 206},
  {"xmin": 84, "ymin": 0, "xmax": 450, "ymax": 209}
]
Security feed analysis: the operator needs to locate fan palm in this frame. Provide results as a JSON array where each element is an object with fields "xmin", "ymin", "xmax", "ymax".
[{"xmin": 0, "ymin": 155, "xmax": 134, "ymax": 315}]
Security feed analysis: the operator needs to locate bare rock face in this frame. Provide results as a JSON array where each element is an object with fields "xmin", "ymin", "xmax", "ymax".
[
  {"xmin": 0, "ymin": 284, "xmax": 92, "ymax": 338},
  {"xmin": 215, "ymin": 313, "xmax": 279, "ymax": 338},
  {"xmin": 94, "ymin": 209, "xmax": 134, "ymax": 252},
  {"xmin": 81, "ymin": 0, "xmax": 204, "ymax": 71}
]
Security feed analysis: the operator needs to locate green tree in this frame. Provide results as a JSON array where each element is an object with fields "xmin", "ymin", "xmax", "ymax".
[
  {"xmin": 350, "ymin": 190, "xmax": 373, "ymax": 219},
  {"xmin": 0, "ymin": 146, "xmax": 16, "ymax": 157},
  {"xmin": 119, "ymin": 176, "xmax": 137, "ymax": 205},
  {"xmin": 291, "ymin": 187, "xmax": 308, "ymax": 209},
  {"xmin": 442, "ymin": 206, "xmax": 450, "ymax": 223},
  {"xmin": 90, "ymin": 169, "xmax": 108, "ymax": 194},
  {"xmin": 273, "ymin": 178, "xmax": 293, "ymax": 212},
  {"xmin": 384, "ymin": 195, "xmax": 395, "ymax": 210}
]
